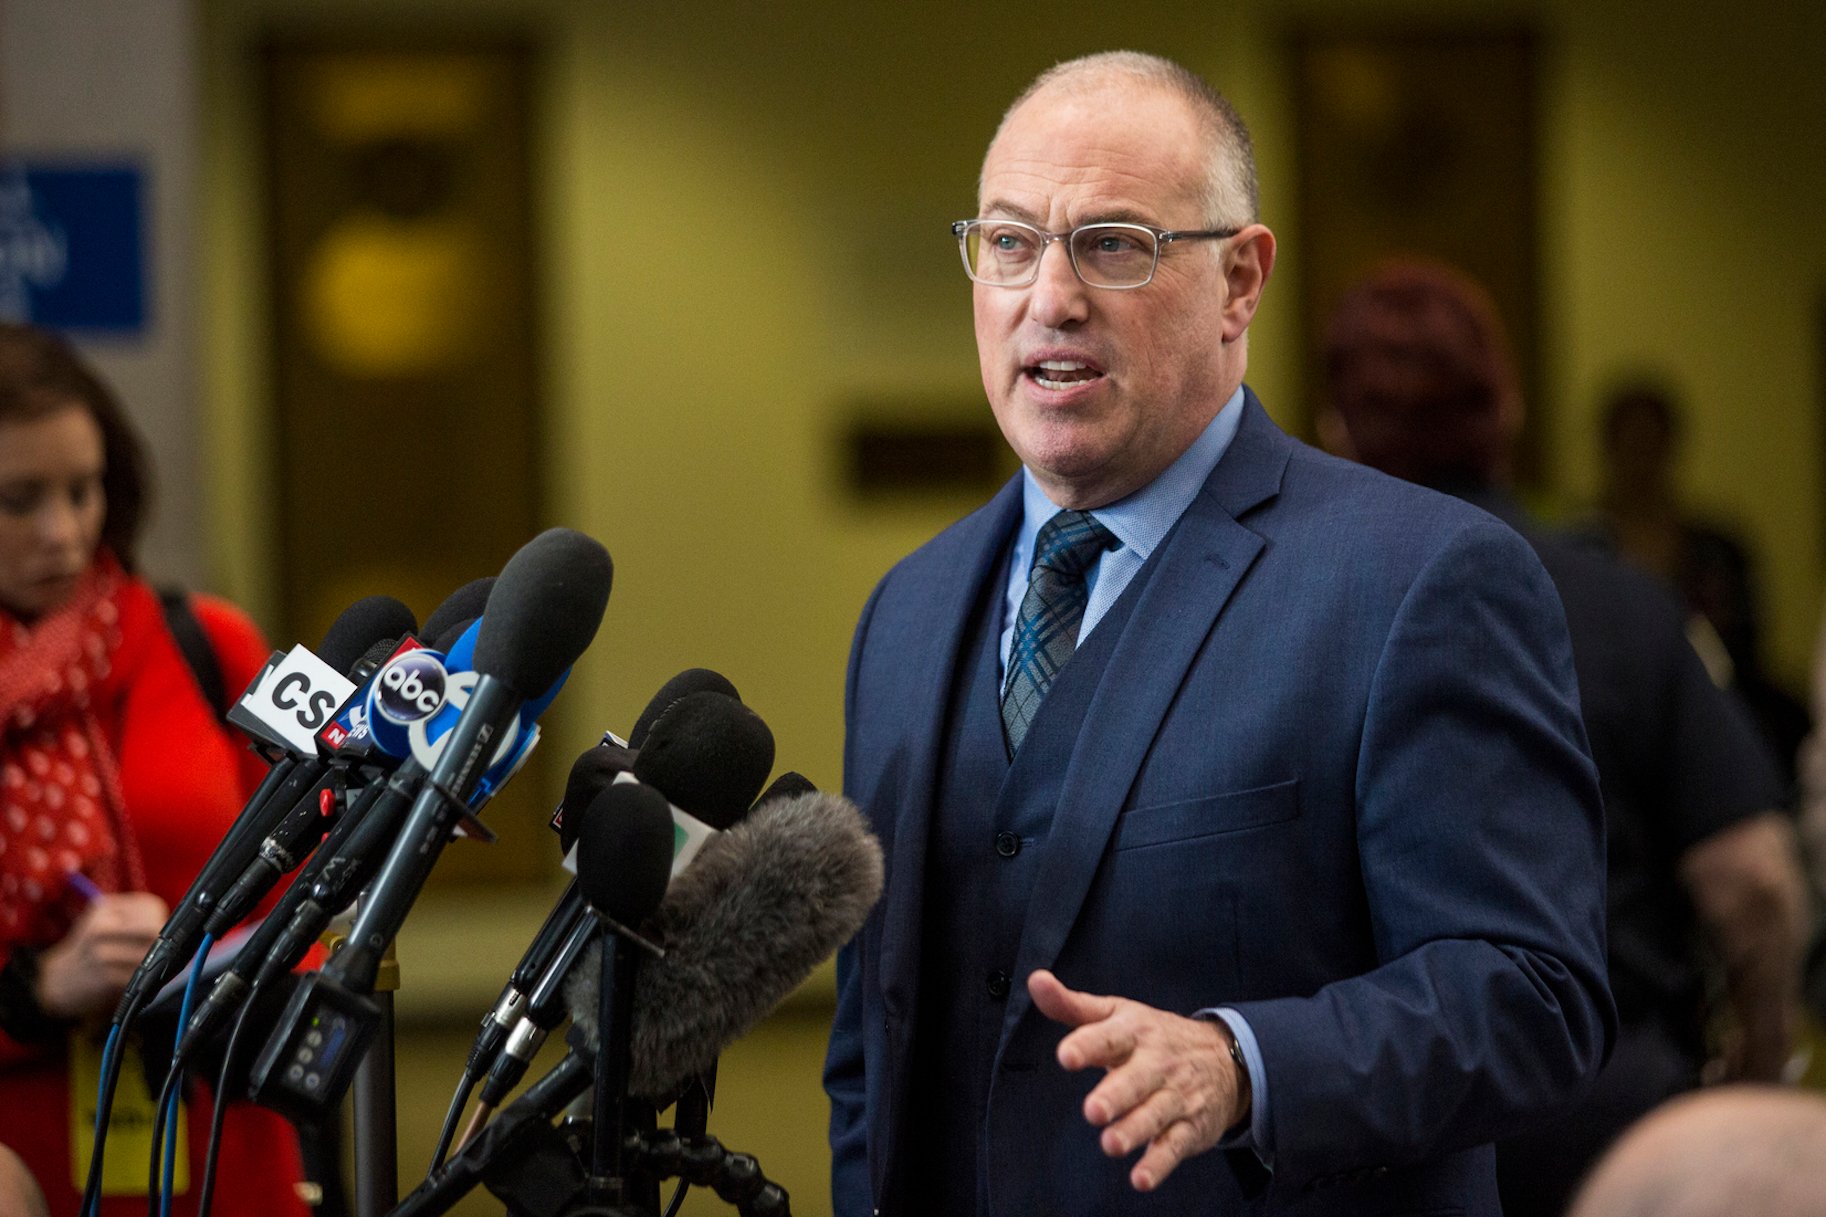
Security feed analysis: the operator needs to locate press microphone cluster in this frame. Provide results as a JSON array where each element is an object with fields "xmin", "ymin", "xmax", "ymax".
[
  {"xmin": 405, "ymin": 749, "xmax": 882, "ymax": 1216},
  {"xmin": 81, "ymin": 528, "xmax": 615, "ymax": 1217},
  {"xmin": 93, "ymin": 522, "xmax": 888, "ymax": 1217},
  {"xmin": 244, "ymin": 529, "xmax": 614, "ymax": 1123}
]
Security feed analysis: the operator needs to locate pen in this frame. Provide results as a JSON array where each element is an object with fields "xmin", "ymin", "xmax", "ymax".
[{"xmin": 64, "ymin": 871, "xmax": 103, "ymax": 904}]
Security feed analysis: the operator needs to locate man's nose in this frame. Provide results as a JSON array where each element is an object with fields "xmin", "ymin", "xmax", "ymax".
[{"xmin": 1027, "ymin": 239, "xmax": 1090, "ymax": 329}]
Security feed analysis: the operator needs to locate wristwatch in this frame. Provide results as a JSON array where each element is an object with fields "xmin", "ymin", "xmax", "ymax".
[{"xmin": 1222, "ymin": 1024, "xmax": 1252, "ymax": 1130}]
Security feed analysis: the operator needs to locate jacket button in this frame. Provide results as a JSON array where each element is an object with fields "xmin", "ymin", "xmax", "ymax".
[
  {"xmin": 994, "ymin": 831, "xmax": 1021, "ymax": 857},
  {"xmin": 986, "ymin": 970, "xmax": 1011, "ymax": 999}
]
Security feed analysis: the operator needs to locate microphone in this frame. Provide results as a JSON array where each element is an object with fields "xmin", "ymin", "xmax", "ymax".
[
  {"xmin": 567, "ymin": 788, "xmax": 882, "ymax": 1099},
  {"xmin": 420, "ymin": 576, "xmax": 495, "ymax": 645},
  {"xmin": 628, "ymin": 668, "xmax": 741, "ymax": 749},
  {"xmin": 451, "ymin": 675, "xmax": 768, "ymax": 1145},
  {"xmin": 177, "ymin": 590, "xmax": 591, "ymax": 1062},
  {"xmin": 577, "ymin": 782, "xmax": 677, "ymax": 930},
  {"xmin": 577, "ymin": 780, "xmax": 678, "ymax": 1203},
  {"xmin": 454, "ymin": 764, "xmax": 622, "ymax": 1137},
  {"xmin": 553, "ymin": 742, "xmax": 638, "ymax": 854},
  {"xmin": 201, "ymin": 634, "xmax": 416, "ymax": 938},
  {"xmin": 226, "ymin": 595, "xmax": 419, "ymax": 758},
  {"xmin": 201, "ymin": 559, "xmax": 491, "ymax": 940},
  {"xmin": 749, "ymin": 770, "xmax": 816, "ymax": 812},
  {"xmin": 330, "ymin": 528, "xmax": 612, "ymax": 991},
  {"xmin": 118, "ymin": 595, "xmax": 418, "ymax": 1012},
  {"xmin": 476, "ymin": 782, "xmax": 675, "ymax": 1115},
  {"xmin": 631, "ymin": 691, "xmax": 773, "ymax": 832},
  {"xmin": 627, "ymin": 691, "xmax": 775, "ymax": 887},
  {"xmin": 247, "ymin": 530, "xmax": 611, "ymax": 1123}
]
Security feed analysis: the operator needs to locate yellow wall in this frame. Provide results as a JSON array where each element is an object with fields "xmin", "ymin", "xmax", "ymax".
[
  {"xmin": 1542, "ymin": 1, "xmax": 1826, "ymax": 680},
  {"xmin": 198, "ymin": 2, "xmax": 1825, "ymax": 1212},
  {"xmin": 203, "ymin": 0, "xmax": 1826, "ymax": 725}
]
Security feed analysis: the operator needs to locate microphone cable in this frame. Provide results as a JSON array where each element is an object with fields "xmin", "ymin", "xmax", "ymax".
[
  {"xmin": 145, "ymin": 935, "xmax": 212, "ymax": 1217},
  {"xmin": 79, "ymin": 986, "xmax": 149, "ymax": 1217},
  {"xmin": 428, "ymin": 1070, "xmax": 479, "ymax": 1173},
  {"xmin": 196, "ymin": 957, "xmax": 272, "ymax": 1217}
]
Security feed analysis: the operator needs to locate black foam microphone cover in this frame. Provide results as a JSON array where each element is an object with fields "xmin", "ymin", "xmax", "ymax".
[
  {"xmin": 430, "ymin": 618, "xmax": 479, "ymax": 652},
  {"xmin": 751, "ymin": 771, "xmax": 816, "ymax": 812},
  {"xmin": 632, "ymin": 692, "xmax": 774, "ymax": 830},
  {"xmin": 558, "ymin": 744, "xmax": 639, "ymax": 855},
  {"xmin": 317, "ymin": 595, "xmax": 417, "ymax": 674},
  {"xmin": 565, "ymin": 790, "xmax": 884, "ymax": 1098},
  {"xmin": 629, "ymin": 669, "xmax": 742, "ymax": 749},
  {"xmin": 349, "ymin": 636, "xmax": 399, "ymax": 678},
  {"xmin": 577, "ymin": 782, "xmax": 675, "ymax": 928},
  {"xmin": 421, "ymin": 576, "xmax": 495, "ymax": 645},
  {"xmin": 475, "ymin": 528, "xmax": 613, "ymax": 695}
]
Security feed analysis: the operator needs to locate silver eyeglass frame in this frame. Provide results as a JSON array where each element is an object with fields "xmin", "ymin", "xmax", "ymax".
[{"xmin": 951, "ymin": 217, "xmax": 1239, "ymax": 289}]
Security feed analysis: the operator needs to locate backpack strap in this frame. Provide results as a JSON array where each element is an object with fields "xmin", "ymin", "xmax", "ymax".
[{"xmin": 158, "ymin": 586, "xmax": 230, "ymax": 724}]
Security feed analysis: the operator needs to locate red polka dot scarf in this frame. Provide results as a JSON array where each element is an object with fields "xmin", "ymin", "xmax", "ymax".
[{"xmin": 0, "ymin": 555, "xmax": 142, "ymax": 949}]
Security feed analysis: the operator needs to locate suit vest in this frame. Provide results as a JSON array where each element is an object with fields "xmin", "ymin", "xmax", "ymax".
[{"xmin": 900, "ymin": 541, "xmax": 1153, "ymax": 1216}]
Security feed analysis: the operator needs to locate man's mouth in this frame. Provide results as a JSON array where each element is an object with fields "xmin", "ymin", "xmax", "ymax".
[{"xmin": 1026, "ymin": 359, "xmax": 1105, "ymax": 391}]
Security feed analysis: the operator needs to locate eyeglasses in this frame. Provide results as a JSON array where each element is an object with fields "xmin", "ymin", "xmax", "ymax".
[{"xmin": 952, "ymin": 218, "xmax": 1239, "ymax": 290}]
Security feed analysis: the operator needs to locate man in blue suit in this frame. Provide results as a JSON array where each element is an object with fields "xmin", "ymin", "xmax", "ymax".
[{"xmin": 824, "ymin": 51, "xmax": 1614, "ymax": 1216}]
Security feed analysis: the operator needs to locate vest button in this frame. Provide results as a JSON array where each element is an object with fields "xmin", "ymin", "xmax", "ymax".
[
  {"xmin": 986, "ymin": 970, "xmax": 1011, "ymax": 1000},
  {"xmin": 994, "ymin": 831, "xmax": 1021, "ymax": 858}
]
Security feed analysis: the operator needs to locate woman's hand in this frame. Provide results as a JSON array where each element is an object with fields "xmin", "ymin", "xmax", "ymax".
[{"xmin": 32, "ymin": 893, "xmax": 169, "ymax": 1020}]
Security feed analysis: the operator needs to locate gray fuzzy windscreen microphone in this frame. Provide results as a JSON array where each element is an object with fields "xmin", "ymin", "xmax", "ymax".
[{"xmin": 564, "ymin": 790, "xmax": 883, "ymax": 1099}]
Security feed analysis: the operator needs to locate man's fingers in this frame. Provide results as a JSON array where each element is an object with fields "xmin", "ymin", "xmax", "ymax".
[
  {"xmin": 1092, "ymin": 1075, "xmax": 1182, "ymax": 1152},
  {"xmin": 1058, "ymin": 1017, "xmax": 1139, "ymax": 1073},
  {"xmin": 1027, "ymin": 969, "xmax": 1118, "ymax": 1030},
  {"xmin": 1131, "ymin": 1120, "xmax": 1204, "ymax": 1193}
]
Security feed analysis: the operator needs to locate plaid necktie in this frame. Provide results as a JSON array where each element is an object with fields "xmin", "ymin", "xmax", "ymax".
[{"xmin": 1001, "ymin": 509, "xmax": 1118, "ymax": 755}]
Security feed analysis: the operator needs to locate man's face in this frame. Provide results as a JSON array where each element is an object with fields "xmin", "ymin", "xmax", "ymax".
[{"xmin": 973, "ymin": 81, "xmax": 1265, "ymax": 508}]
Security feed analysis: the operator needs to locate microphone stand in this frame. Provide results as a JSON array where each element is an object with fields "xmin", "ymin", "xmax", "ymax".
[
  {"xmin": 589, "ymin": 927, "xmax": 638, "ymax": 1207},
  {"xmin": 351, "ymin": 902, "xmax": 400, "ymax": 1217}
]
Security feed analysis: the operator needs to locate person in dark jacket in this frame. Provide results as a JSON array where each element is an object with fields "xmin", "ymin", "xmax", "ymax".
[{"xmin": 1321, "ymin": 258, "xmax": 1809, "ymax": 1217}]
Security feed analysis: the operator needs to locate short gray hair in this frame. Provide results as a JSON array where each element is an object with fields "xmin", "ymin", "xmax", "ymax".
[{"xmin": 988, "ymin": 51, "xmax": 1259, "ymax": 227}]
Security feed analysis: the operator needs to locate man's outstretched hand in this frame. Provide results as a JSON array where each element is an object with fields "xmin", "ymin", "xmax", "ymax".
[{"xmin": 1028, "ymin": 968, "xmax": 1249, "ymax": 1192}]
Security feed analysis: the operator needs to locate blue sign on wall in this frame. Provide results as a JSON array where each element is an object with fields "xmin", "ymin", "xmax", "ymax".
[{"xmin": 0, "ymin": 163, "xmax": 147, "ymax": 333}]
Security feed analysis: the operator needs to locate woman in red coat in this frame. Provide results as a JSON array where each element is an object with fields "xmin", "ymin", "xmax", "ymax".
[{"xmin": 0, "ymin": 323, "xmax": 308, "ymax": 1217}]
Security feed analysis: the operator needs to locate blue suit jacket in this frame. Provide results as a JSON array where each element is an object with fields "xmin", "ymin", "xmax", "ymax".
[{"xmin": 825, "ymin": 393, "xmax": 1615, "ymax": 1216}]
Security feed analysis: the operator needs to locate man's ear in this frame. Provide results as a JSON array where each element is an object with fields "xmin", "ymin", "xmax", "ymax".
[{"xmin": 1221, "ymin": 225, "xmax": 1276, "ymax": 344}]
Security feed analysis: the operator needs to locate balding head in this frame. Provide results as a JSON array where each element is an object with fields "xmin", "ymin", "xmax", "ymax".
[
  {"xmin": 1570, "ymin": 1086, "xmax": 1826, "ymax": 1217},
  {"xmin": 987, "ymin": 51, "xmax": 1259, "ymax": 228}
]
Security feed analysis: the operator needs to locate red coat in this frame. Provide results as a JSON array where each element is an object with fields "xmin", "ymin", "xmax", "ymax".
[{"xmin": 0, "ymin": 577, "xmax": 309, "ymax": 1217}]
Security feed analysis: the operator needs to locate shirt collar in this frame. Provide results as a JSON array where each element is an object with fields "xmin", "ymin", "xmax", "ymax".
[{"xmin": 1016, "ymin": 384, "xmax": 1247, "ymax": 562}]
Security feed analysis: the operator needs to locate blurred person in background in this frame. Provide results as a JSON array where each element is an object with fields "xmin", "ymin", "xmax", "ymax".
[
  {"xmin": 0, "ymin": 323, "xmax": 308, "ymax": 1217},
  {"xmin": 1582, "ymin": 380, "xmax": 1810, "ymax": 793},
  {"xmin": 1321, "ymin": 259, "xmax": 1809, "ymax": 1217},
  {"xmin": 1567, "ymin": 1086, "xmax": 1826, "ymax": 1217}
]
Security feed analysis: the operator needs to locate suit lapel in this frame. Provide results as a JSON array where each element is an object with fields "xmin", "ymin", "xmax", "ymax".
[
  {"xmin": 1002, "ymin": 394, "xmax": 1294, "ymax": 1030},
  {"xmin": 876, "ymin": 475, "xmax": 1024, "ymax": 1011}
]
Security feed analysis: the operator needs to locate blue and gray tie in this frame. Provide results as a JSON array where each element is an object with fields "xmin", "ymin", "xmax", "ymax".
[{"xmin": 1001, "ymin": 509, "xmax": 1118, "ymax": 755}]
